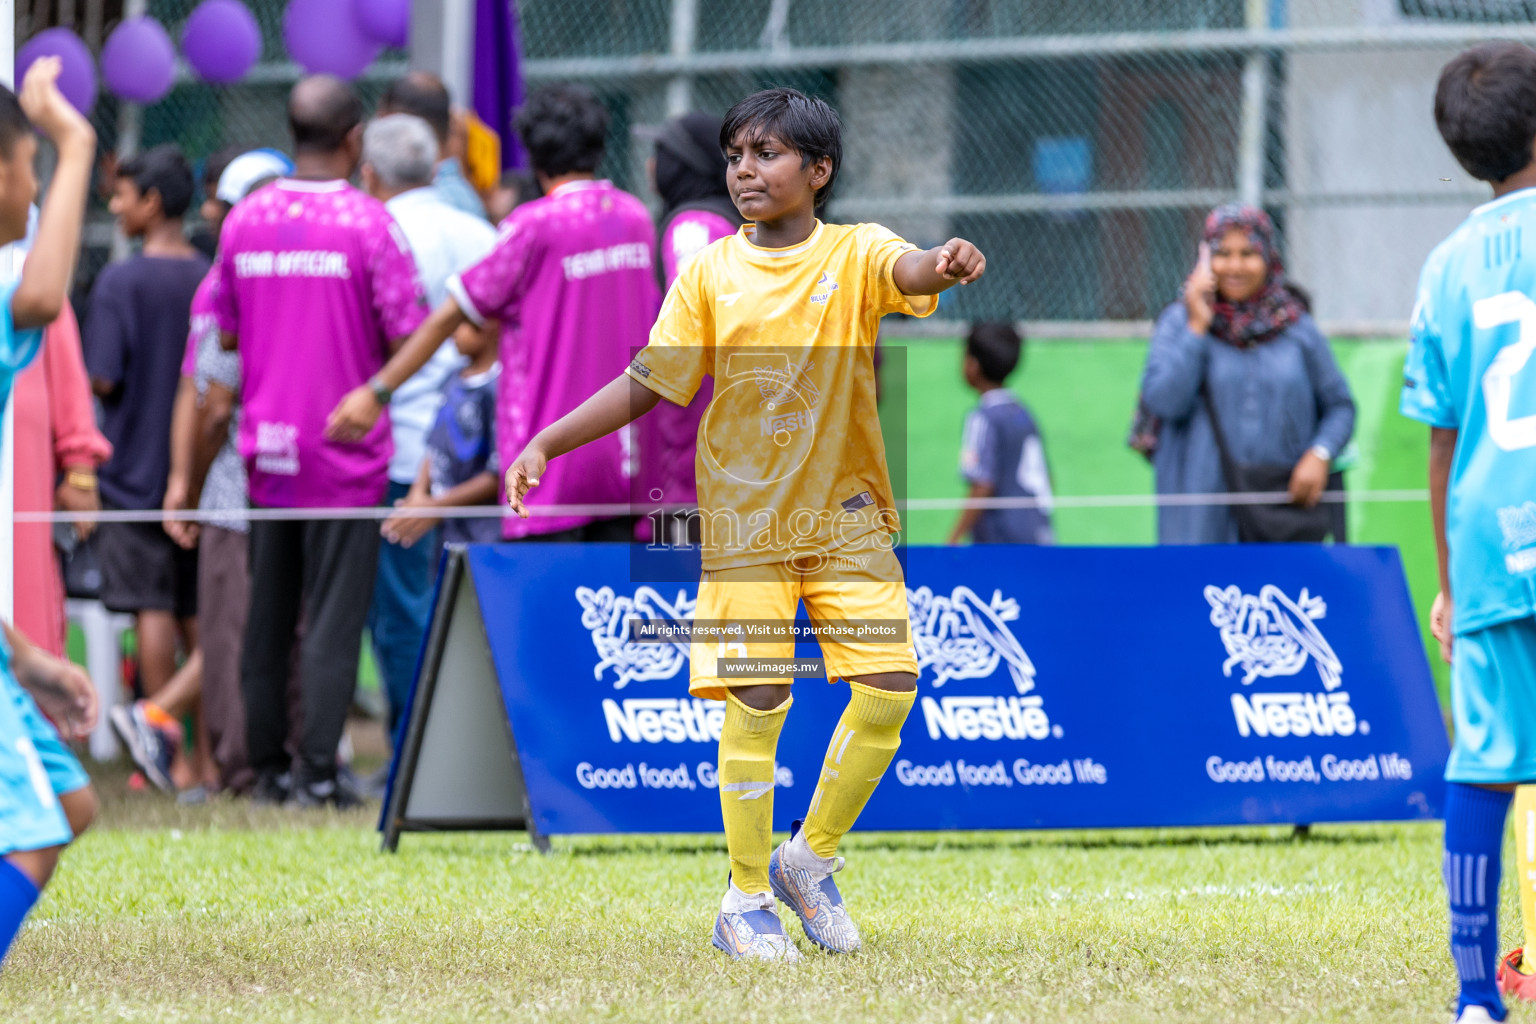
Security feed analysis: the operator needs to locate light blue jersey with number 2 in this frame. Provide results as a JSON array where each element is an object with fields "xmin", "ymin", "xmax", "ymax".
[{"xmin": 1403, "ymin": 187, "xmax": 1536, "ymax": 637}]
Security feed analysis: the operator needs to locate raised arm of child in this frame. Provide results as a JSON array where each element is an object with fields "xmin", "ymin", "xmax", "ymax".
[
  {"xmin": 893, "ymin": 237, "xmax": 986, "ymax": 296},
  {"xmin": 505, "ymin": 375, "xmax": 664, "ymax": 517},
  {"xmin": 12, "ymin": 59, "xmax": 95, "ymax": 331}
]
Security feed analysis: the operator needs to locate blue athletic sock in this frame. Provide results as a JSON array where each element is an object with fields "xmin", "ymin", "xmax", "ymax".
[
  {"xmin": 0, "ymin": 858, "xmax": 40, "ymax": 966},
  {"xmin": 1444, "ymin": 783, "xmax": 1513, "ymax": 1020}
]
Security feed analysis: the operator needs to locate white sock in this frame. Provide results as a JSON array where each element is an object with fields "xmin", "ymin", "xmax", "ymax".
[
  {"xmin": 783, "ymin": 829, "xmax": 841, "ymax": 874},
  {"xmin": 721, "ymin": 881, "xmax": 774, "ymax": 914}
]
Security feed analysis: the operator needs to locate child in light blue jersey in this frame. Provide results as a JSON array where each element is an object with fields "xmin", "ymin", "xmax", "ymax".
[
  {"xmin": 0, "ymin": 59, "xmax": 101, "ymax": 966},
  {"xmin": 1405, "ymin": 42, "xmax": 1536, "ymax": 1023}
]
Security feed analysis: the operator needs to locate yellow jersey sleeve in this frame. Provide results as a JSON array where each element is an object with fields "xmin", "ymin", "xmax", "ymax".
[
  {"xmin": 627, "ymin": 260, "xmax": 713, "ymax": 406},
  {"xmin": 859, "ymin": 223, "xmax": 939, "ymax": 319}
]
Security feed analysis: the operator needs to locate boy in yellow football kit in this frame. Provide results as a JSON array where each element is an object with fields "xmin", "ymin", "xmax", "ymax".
[{"xmin": 505, "ymin": 88, "xmax": 986, "ymax": 960}]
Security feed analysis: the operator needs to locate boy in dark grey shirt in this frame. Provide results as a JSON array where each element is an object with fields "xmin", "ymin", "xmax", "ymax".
[{"xmin": 948, "ymin": 322, "xmax": 1054, "ymax": 546}]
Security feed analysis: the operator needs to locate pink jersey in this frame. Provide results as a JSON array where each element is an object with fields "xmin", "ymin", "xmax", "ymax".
[
  {"xmin": 180, "ymin": 268, "xmax": 219, "ymax": 379},
  {"xmin": 212, "ymin": 180, "xmax": 428, "ymax": 508},
  {"xmin": 637, "ymin": 209, "xmax": 736, "ymax": 523},
  {"xmin": 449, "ymin": 179, "xmax": 661, "ymax": 537}
]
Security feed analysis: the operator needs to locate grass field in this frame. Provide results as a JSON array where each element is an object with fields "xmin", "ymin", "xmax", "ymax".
[
  {"xmin": 15, "ymin": 336, "xmax": 1467, "ymax": 1022},
  {"xmin": 0, "ymin": 767, "xmax": 1503, "ymax": 1024}
]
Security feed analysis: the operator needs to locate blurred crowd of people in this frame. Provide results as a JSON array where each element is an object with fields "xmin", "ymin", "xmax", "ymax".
[
  {"xmin": 19, "ymin": 70, "xmax": 698, "ymax": 807},
  {"xmin": 17, "ymin": 68, "xmax": 1357, "ymax": 808}
]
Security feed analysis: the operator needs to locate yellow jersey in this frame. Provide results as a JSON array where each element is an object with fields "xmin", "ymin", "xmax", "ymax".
[{"xmin": 626, "ymin": 220, "xmax": 936, "ymax": 571}]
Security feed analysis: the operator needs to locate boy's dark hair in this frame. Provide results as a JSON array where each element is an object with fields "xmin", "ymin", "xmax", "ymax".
[
  {"xmin": 720, "ymin": 88, "xmax": 842, "ymax": 209},
  {"xmin": 1435, "ymin": 42, "xmax": 1536, "ymax": 183},
  {"xmin": 514, "ymin": 85, "xmax": 609, "ymax": 178},
  {"xmin": 117, "ymin": 145, "xmax": 196, "ymax": 219},
  {"xmin": 0, "ymin": 85, "xmax": 29, "ymax": 161},
  {"xmin": 381, "ymin": 72, "xmax": 452, "ymax": 146},
  {"xmin": 202, "ymin": 145, "xmax": 242, "ymax": 198},
  {"xmin": 966, "ymin": 321, "xmax": 1023, "ymax": 385},
  {"xmin": 288, "ymin": 75, "xmax": 364, "ymax": 156}
]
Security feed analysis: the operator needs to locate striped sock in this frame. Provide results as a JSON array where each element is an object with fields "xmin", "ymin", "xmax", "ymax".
[
  {"xmin": 801, "ymin": 682, "xmax": 916, "ymax": 859},
  {"xmin": 1444, "ymin": 783, "xmax": 1512, "ymax": 1020},
  {"xmin": 718, "ymin": 694, "xmax": 791, "ymax": 895},
  {"xmin": 0, "ymin": 858, "xmax": 40, "ymax": 965}
]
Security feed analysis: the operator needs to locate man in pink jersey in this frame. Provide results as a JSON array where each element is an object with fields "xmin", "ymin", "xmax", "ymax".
[
  {"xmin": 214, "ymin": 76, "xmax": 429, "ymax": 808},
  {"xmin": 328, "ymin": 84, "xmax": 659, "ymax": 540}
]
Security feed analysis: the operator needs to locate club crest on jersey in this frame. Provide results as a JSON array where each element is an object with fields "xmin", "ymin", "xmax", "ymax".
[{"xmin": 810, "ymin": 272, "xmax": 839, "ymax": 305}]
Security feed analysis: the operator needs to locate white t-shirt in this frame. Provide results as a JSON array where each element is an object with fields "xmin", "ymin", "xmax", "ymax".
[{"xmin": 383, "ymin": 186, "xmax": 498, "ymax": 484}]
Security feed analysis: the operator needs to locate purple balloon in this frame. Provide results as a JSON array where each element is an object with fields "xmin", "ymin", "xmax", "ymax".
[
  {"xmin": 352, "ymin": 0, "xmax": 410, "ymax": 49},
  {"xmin": 285, "ymin": 0, "xmax": 382, "ymax": 79},
  {"xmin": 102, "ymin": 17, "xmax": 176, "ymax": 104},
  {"xmin": 183, "ymin": 0, "xmax": 262, "ymax": 85},
  {"xmin": 15, "ymin": 28, "xmax": 96, "ymax": 117}
]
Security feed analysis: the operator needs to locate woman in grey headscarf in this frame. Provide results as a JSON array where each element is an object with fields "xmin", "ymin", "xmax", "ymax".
[{"xmin": 1140, "ymin": 204, "xmax": 1355, "ymax": 543}]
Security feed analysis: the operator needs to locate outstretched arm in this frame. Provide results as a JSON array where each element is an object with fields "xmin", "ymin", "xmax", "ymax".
[
  {"xmin": 326, "ymin": 298, "xmax": 469, "ymax": 442},
  {"xmin": 505, "ymin": 375, "xmax": 663, "ymax": 517},
  {"xmin": 893, "ymin": 237, "xmax": 986, "ymax": 296}
]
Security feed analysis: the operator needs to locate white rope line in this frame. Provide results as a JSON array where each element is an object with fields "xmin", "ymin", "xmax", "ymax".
[{"xmin": 5, "ymin": 489, "xmax": 1430, "ymax": 525}]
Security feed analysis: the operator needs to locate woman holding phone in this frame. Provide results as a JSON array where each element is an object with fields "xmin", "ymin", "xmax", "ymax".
[{"xmin": 1138, "ymin": 204, "xmax": 1355, "ymax": 544}]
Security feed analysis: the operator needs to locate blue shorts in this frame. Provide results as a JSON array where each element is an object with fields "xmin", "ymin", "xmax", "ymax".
[
  {"xmin": 0, "ymin": 670, "xmax": 86, "ymax": 856},
  {"xmin": 1448, "ymin": 615, "xmax": 1536, "ymax": 784}
]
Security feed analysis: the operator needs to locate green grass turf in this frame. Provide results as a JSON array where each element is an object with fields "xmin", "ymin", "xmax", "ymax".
[
  {"xmin": 0, "ymin": 772, "xmax": 1493, "ymax": 1024},
  {"xmin": 3, "ymin": 340, "xmax": 1473, "ymax": 1022},
  {"xmin": 891, "ymin": 337, "xmax": 1448, "ymax": 700}
]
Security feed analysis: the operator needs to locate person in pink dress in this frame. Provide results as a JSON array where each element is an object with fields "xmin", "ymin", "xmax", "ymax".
[
  {"xmin": 638, "ymin": 112, "xmax": 741, "ymax": 544},
  {"xmin": 13, "ymin": 302, "xmax": 111, "ymax": 657}
]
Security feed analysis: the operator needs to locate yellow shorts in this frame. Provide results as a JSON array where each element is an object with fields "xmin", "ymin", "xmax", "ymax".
[{"xmin": 688, "ymin": 546, "xmax": 919, "ymax": 700}]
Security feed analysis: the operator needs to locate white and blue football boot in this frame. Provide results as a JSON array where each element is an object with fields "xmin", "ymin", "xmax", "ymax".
[
  {"xmin": 769, "ymin": 819, "xmax": 861, "ymax": 953},
  {"xmin": 712, "ymin": 882, "xmax": 802, "ymax": 962}
]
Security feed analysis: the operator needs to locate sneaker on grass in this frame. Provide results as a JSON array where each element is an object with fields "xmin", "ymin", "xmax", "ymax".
[
  {"xmin": 249, "ymin": 771, "xmax": 292, "ymax": 806},
  {"xmin": 769, "ymin": 819, "xmax": 861, "ymax": 953},
  {"xmin": 712, "ymin": 883, "xmax": 801, "ymax": 962},
  {"xmin": 108, "ymin": 701, "xmax": 181, "ymax": 794},
  {"xmin": 1497, "ymin": 948, "xmax": 1536, "ymax": 1002},
  {"xmin": 1453, "ymin": 1005, "xmax": 1502, "ymax": 1023},
  {"xmin": 290, "ymin": 767, "xmax": 362, "ymax": 811}
]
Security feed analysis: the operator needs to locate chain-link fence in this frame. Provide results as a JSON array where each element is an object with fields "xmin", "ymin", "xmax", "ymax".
[
  {"xmin": 516, "ymin": 0, "xmax": 1536, "ymax": 332},
  {"xmin": 20, "ymin": 0, "xmax": 1536, "ymax": 329}
]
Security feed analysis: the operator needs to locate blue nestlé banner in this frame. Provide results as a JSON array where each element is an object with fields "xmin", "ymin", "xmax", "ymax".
[{"xmin": 466, "ymin": 543, "xmax": 1447, "ymax": 835}]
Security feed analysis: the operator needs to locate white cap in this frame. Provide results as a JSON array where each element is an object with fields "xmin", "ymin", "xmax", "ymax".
[{"xmin": 216, "ymin": 149, "xmax": 295, "ymax": 205}]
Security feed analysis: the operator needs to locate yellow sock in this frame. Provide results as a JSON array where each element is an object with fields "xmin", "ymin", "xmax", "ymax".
[
  {"xmin": 1515, "ymin": 786, "xmax": 1536, "ymax": 972},
  {"xmin": 718, "ymin": 693, "xmax": 790, "ymax": 895},
  {"xmin": 802, "ymin": 682, "xmax": 916, "ymax": 859}
]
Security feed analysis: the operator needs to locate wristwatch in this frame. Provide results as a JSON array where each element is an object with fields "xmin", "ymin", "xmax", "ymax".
[
  {"xmin": 368, "ymin": 375, "xmax": 393, "ymax": 406},
  {"xmin": 1308, "ymin": 444, "xmax": 1332, "ymax": 462}
]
